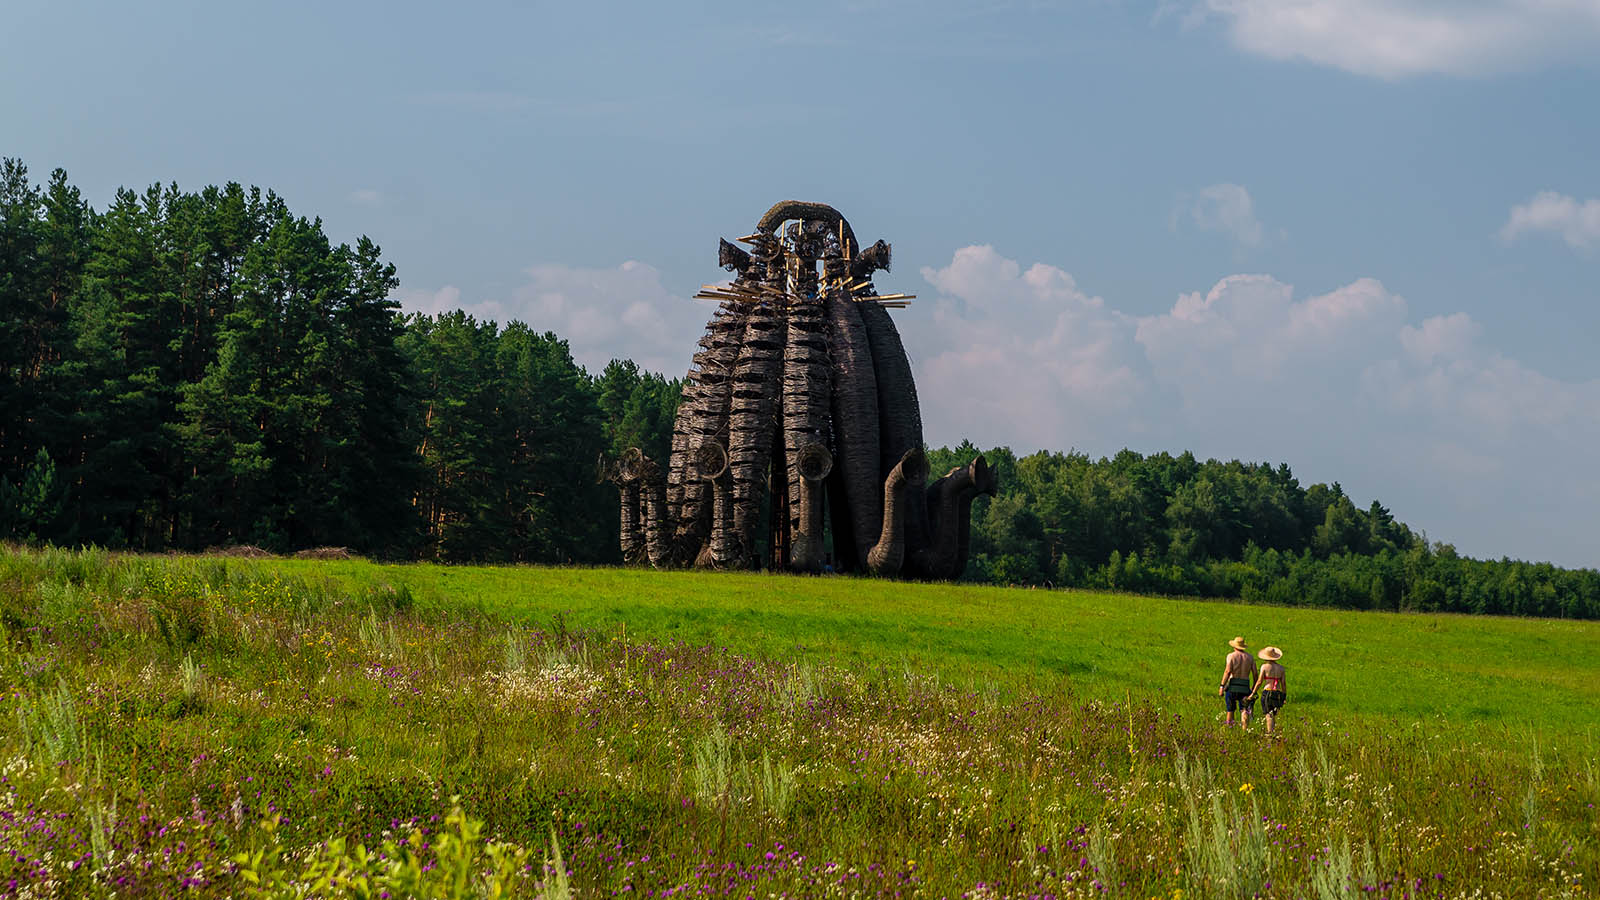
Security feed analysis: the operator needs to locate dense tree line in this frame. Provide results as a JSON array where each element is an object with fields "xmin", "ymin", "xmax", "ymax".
[
  {"xmin": 937, "ymin": 443, "xmax": 1600, "ymax": 618},
  {"xmin": 3, "ymin": 161, "xmax": 1596, "ymax": 617},
  {"xmin": 0, "ymin": 161, "xmax": 674, "ymax": 562}
]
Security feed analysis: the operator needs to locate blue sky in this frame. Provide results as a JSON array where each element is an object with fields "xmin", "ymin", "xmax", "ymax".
[{"xmin": 5, "ymin": 0, "xmax": 1600, "ymax": 566}]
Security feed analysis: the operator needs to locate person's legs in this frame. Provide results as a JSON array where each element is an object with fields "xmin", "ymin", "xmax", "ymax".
[
  {"xmin": 1225, "ymin": 690, "xmax": 1253, "ymax": 727},
  {"xmin": 1261, "ymin": 692, "xmax": 1283, "ymax": 735}
]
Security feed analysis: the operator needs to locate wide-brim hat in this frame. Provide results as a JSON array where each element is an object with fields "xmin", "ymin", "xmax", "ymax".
[
  {"xmin": 1258, "ymin": 646, "xmax": 1283, "ymax": 661},
  {"xmin": 1228, "ymin": 636, "xmax": 1248, "ymax": 651}
]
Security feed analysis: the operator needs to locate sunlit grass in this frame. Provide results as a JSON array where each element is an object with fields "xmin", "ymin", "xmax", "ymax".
[{"xmin": 0, "ymin": 546, "xmax": 1595, "ymax": 898}]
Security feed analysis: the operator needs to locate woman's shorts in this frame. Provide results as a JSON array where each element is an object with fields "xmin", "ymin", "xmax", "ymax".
[
  {"xmin": 1224, "ymin": 690, "xmax": 1254, "ymax": 713},
  {"xmin": 1260, "ymin": 690, "xmax": 1285, "ymax": 714}
]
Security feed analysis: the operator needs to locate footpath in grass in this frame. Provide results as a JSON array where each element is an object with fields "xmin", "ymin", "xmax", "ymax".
[{"xmin": 1, "ymin": 547, "xmax": 1596, "ymax": 899}]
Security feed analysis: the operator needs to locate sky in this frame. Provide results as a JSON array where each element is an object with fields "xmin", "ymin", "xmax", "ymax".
[{"xmin": 5, "ymin": 0, "xmax": 1599, "ymax": 567}]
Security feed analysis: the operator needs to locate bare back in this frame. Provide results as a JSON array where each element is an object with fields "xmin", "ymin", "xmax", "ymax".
[{"xmin": 1224, "ymin": 650, "xmax": 1256, "ymax": 681}]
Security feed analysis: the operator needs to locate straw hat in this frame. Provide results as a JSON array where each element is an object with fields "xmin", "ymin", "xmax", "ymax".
[
  {"xmin": 1228, "ymin": 636, "xmax": 1248, "ymax": 651},
  {"xmin": 1258, "ymin": 646, "xmax": 1283, "ymax": 661}
]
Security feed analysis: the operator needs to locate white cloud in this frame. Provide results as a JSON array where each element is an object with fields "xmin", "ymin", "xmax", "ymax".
[
  {"xmin": 1398, "ymin": 312, "xmax": 1480, "ymax": 365},
  {"xmin": 1176, "ymin": 184, "xmax": 1269, "ymax": 250},
  {"xmin": 1499, "ymin": 191, "xmax": 1600, "ymax": 251},
  {"xmin": 349, "ymin": 189, "xmax": 383, "ymax": 206},
  {"xmin": 913, "ymin": 244, "xmax": 1600, "ymax": 566},
  {"xmin": 392, "ymin": 262, "xmax": 709, "ymax": 375},
  {"xmin": 1192, "ymin": 0, "xmax": 1600, "ymax": 78},
  {"xmin": 907, "ymin": 246, "xmax": 1149, "ymax": 450},
  {"xmin": 1136, "ymin": 274, "xmax": 1407, "ymax": 406}
]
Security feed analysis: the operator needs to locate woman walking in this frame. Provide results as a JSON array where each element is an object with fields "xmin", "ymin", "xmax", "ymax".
[
  {"xmin": 1218, "ymin": 636, "xmax": 1256, "ymax": 728},
  {"xmin": 1250, "ymin": 646, "xmax": 1287, "ymax": 735}
]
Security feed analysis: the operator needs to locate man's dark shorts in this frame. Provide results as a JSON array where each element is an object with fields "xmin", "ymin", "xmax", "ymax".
[
  {"xmin": 1260, "ymin": 690, "xmax": 1286, "ymax": 715},
  {"xmin": 1224, "ymin": 690, "xmax": 1254, "ymax": 713}
]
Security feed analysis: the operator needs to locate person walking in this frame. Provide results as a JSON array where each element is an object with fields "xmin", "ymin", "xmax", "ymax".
[
  {"xmin": 1249, "ymin": 646, "xmax": 1287, "ymax": 735},
  {"xmin": 1218, "ymin": 636, "xmax": 1257, "ymax": 728}
]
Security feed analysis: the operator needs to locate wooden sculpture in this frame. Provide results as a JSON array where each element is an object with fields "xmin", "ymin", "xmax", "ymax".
[{"xmin": 602, "ymin": 201, "xmax": 997, "ymax": 578}]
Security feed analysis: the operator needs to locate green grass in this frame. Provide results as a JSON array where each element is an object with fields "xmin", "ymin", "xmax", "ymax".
[
  {"xmin": 269, "ymin": 559, "xmax": 1600, "ymax": 739},
  {"xmin": 1, "ymin": 546, "xmax": 1597, "ymax": 899}
]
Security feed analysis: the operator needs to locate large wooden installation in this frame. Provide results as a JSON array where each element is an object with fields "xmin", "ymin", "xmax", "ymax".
[{"xmin": 604, "ymin": 201, "xmax": 997, "ymax": 578}]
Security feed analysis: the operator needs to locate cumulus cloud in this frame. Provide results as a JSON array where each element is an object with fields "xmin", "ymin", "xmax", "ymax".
[
  {"xmin": 1190, "ymin": 0, "xmax": 1600, "ymax": 78},
  {"xmin": 912, "ymin": 244, "xmax": 1600, "ymax": 566},
  {"xmin": 906, "ymin": 246, "xmax": 1149, "ymax": 450},
  {"xmin": 1176, "ymin": 184, "xmax": 1269, "ymax": 250},
  {"xmin": 1499, "ymin": 191, "xmax": 1600, "ymax": 251},
  {"xmin": 392, "ymin": 262, "xmax": 709, "ymax": 375}
]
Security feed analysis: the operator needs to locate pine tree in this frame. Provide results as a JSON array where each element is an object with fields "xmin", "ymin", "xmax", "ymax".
[
  {"xmin": 66, "ymin": 186, "xmax": 180, "ymax": 547},
  {"xmin": 0, "ymin": 159, "xmax": 44, "ymax": 479}
]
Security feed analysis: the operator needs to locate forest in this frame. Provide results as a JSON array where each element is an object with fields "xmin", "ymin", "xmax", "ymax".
[{"xmin": 3, "ymin": 160, "xmax": 1596, "ymax": 619}]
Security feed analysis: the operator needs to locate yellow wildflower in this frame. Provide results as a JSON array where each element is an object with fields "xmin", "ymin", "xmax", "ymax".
[{"xmin": 1239, "ymin": 783, "xmax": 1254, "ymax": 794}]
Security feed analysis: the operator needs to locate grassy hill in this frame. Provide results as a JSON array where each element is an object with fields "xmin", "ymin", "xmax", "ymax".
[
  {"xmin": 1, "ymin": 547, "xmax": 1596, "ymax": 898},
  {"xmin": 272, "ymin": 558, "xmax": 1600, "ymax": 738}
]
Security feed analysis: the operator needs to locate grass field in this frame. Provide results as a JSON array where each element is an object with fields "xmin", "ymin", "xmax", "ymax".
[
  {"xmin": 1, "ymin": 547, "xmax": 1596, "ymax": 898},
  {"xmin": 262, "ymin": 558, "xmax": 1600, "ymax": 738}
]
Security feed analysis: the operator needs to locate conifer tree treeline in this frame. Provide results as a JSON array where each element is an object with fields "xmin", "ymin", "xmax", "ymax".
[
  {"xmin": 0, "ymin": 161, "xmax": 658, "ymax": 562},
  {"xmin": 2, "ymin": 162, "xmax": 1596, "ymax": 617}
]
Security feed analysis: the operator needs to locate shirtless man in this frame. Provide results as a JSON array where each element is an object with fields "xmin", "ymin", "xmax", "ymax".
[{"xmin": 1218, "ymin": 636, "xmax": 1257, "ymax": 728}]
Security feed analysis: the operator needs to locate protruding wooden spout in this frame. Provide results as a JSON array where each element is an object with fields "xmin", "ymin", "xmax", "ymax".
[
  {"xmin": 694, "ymin": 443, "xmax": 735, "ymax": 569},
  {"xmin": 617, "ymin": 448, "xmax": 668, "ymax": 566},
  {"xmin": 789, "ymin": 443, "xmax": 834, "ymax": 572},
  {"xmin": 867, "ymin": 448, "xmax": 928, "ymax": 576},
  {"xmin": 718, "ymin": 238, "xmax": 750, "ymax": 274},
  {"xmin": 953, "ymin": 455, "xmax": 997, "ymax": 577},
  {"xmin": 910, "ymin": 455, "xmax": 989, "ymax": 580}
]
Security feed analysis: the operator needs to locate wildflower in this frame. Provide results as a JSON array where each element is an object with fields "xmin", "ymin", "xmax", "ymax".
[{"xmin": 1239, "ymin": 783, "xmax": 1254, "ymax": 794}]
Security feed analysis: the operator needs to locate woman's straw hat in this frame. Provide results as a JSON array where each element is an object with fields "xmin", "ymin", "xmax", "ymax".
[
  {"xmin": 1228, "ymin": 636, "xmax": 1248, "ymax": 651},
  {"xmin": 1258, "ymin": 646, "xmax": 1283, "ymax": 661}
]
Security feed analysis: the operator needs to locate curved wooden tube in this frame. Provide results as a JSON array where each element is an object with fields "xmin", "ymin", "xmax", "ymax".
[
  {"xmin": 954, "ymin": 456, "xmax": 999, "ymax": 576},
  {"xmin": 694, "ymin": 442, "xmax": 734, "ymax": 568},
  {"xmin": 824, "ymin": 283, "xmax": 881, "ymax": 570},
  {"xmin": 670, "ymin": 303, "xmax": 746, "ymax": 561},
  {"xmin": 857, "ymin": 297, "xmax": 929, "ymax": 562},
  {"xmin": 788, "ymin": 443, "xmax": 834, "ymax": 573},
  {"xmin": 909, "ymin": 456, "xmax": 988, "ymax": 579},
  {"xmin": 755, "ymin": 200, "xmax": 860, "ymax": 257},
  {"xmin": 867, "ymin": 448, "xmax": 928, "ymax": 576},
  {"xmin": 727, "ymin": 301, "xmax": 785, "ymax": 567}
]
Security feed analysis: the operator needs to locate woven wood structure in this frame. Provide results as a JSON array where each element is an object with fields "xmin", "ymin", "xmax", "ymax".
[{"xmin": 604, "ymin": 201, "xmax": 998, "ymax": 578}]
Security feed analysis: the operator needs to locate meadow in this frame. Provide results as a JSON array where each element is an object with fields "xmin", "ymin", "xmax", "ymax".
[{"xmin": 0, "ymin": 546, "xmax": 1595, "ymax": 899}]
